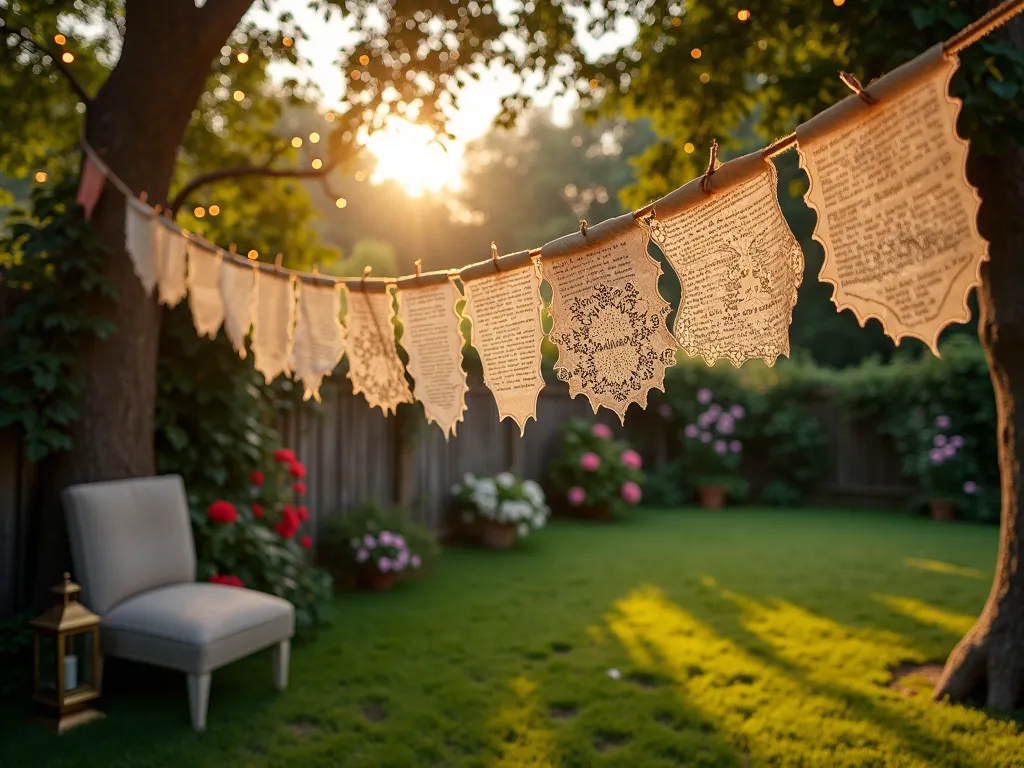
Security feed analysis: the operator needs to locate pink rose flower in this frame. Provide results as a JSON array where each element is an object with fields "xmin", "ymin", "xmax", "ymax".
[
  {"xmin": 567, "ymin": 487, "xmax": 586, "ymax": 506},
  {"xmin": 620, "ymin": 449, "xmax": 643, "ymax": 470},
  {"xmin": 942, "ymin": 444, "xmax": 956, "ymax": 458},
  {"xmin": 951, "ymin": 435, "xmax": 965, "ymax": 448},
  {"xmin": 621, "ymin": 481, "xmax": 642, "ymax": 505},
  {"xmin": 579, "ymin": 452, "xmax": 601, "ymax": 471},
  {"xmin": 591, "ymin": 423, "xmax": 613, "ymax": 440},
  {"xmin": 700, "ymin": 432, "xmax": 712, "ymax": 443}
]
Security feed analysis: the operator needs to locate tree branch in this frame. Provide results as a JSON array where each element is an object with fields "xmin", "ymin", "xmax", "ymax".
[
  {"xmin": 2, "ymin": 25, "xmax": 92, "ymax": 103},
  {"xmin": 168, "ymin": 158, "xmax": 340, "ymax": 217}
]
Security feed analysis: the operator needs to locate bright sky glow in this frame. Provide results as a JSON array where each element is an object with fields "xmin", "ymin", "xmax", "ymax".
[{"xmin": 247, "ymin": 1, "xmax": 637, "ymax": 196}]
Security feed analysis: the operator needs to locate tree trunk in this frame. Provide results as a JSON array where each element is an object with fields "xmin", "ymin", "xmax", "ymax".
[
  {"xmin": 932, "ymin": 9, "xmax": 1024, "ymax": 712},
  {"xmin": 30, "ymin": 0, "xmax": 253, "ymax": 604}
]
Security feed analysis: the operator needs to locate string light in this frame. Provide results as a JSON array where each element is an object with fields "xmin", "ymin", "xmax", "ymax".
[
  {"xmin": 737, "ymin": 9, "xmax": 751, "ymax": 21},
  {"xmin": 194, "ymin": 206, "xmax": 206, "ymax": 218},
  {"xmin": 354, "ymin": 171, "xmax": 366, "ymax": 182},
  {"xmin": 683, "ymin": 143, "xmax": 695, "ymax": 154},
  {"xmin": 359, "ymin": 54, "xmax": 369, "ymax": 65},
  {"xmin": 237, "ymin": 52, "xmax": 249, "ymax": 64},
  {"xmin": 34, "ymin": 171, "xmax": 47, "ymax": 183},
  {"xmin": 834, "ymin": 0, "xmax": 845, "ymax": 5},
  {"xmin": 691, "ymin": 48, "xmax": 702, "ymax": 59},
  {"xmin": 588, "ymin": 78, "xmax": 599, "ymax": 89},
  {"xmin": 282, "ymin": 36, "xmax": 293, "ymax": 47},
  {"xmin": 54, "ymin": 33, "xmax": 66, "ymax": 45},
  {"xmin": 291, "ymin": 136, "xmax": 303, "ymax": 148},
  {"xmin": 61, "ymin": 52, "xmax": 74, "ymax": 63},
  {"xmin": 700, "ymin": 72, "xmax": 711, "ymax": 83},
  {"xmin": 350, "ymin": 70, "xmax": 361, "ymax": 80},
  {"xmin": 451, "ymin": 51, "xmax": 459, "ymax": 60},
  {"xmin": 672, "ymin": 17, "xmax": 681, "ymax": 27},
  {"xmin": 247, "ymin": 249, "xmax": 259, "ymax": 260},
  {"xmin": 232, "ymin": 90, "xmax": 245, "ymax": 102},
  {"xmin": 335, "ymin": 198, "xmax": 347, "ymax": 209},
  {"xmin": 311, "ymin": 158, "xmax": 323, "ymax": 170},
  {"xmin": 309, "ymin": 132, "xmax": 320, "ymax": 143},
  {"xmin": 325, "ymin": 112, "xmax": 335, "ymax": 122},
  {"xmin": 209, "ymin": 205, "xmax": 220, "ymax": 216}
]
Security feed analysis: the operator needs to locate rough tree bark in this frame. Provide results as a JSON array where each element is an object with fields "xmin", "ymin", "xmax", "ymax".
[
  {"xmin": 933, "ymin": 8, "xmax": 1024, "ymax": 712},
  {"xmin": 30, "ymin": 0, "xmax": 255, "ymax": 602}
]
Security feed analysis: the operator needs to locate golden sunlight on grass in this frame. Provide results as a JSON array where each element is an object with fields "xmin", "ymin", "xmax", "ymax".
[
  {"xmin": 873, "ymin": 595, "xmax": 976, "ymax": 636},
  {"xmin": 490, "ymin": 676, "xmax": 557, "ymax": 767},
  {"xmin": 904, "ymin": 558, "xmax": 987, "ymax": 580},
  {"xmin": 605, "ymin": 584, "xmax": 1020, "ymax": 768}
]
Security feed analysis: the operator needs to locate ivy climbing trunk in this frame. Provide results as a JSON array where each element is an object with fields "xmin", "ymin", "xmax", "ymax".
[
  {"xmin": 932, "ymin": 8, "xmax": 1024, "ymax": 713},
  {"xmin": 30, "ymin": 0, "xmax": 254, "ymax": 604}
]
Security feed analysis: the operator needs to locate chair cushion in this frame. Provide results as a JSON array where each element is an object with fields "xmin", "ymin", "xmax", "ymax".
[
  {"xmin": 63, "ymin": 475, "xmax": 196, "ymax": 615},
  {"xmin": 101, "ymin": 583, "xmax": 294, "ymax": 675}
]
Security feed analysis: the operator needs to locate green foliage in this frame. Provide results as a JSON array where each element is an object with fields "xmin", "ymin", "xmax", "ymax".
[
  {"xmin": 836, "ymin": 336, "xmax": 998, "ymax": 522},
  {"xmin": 547, "ymin": 420, "xmax": 645, "ymax": 515},
  {"xmin": 0, "ymin": 178, "xmax": 115, "ymax": 461},
  {"xmin": 450, "ymin": 473, "xmax": 551, "ymax": 541},
  {"xmin": 318, "ymin": 499, "xmax": 438, "ymax": 585},
  {"xmin": 191, "ymin": 451, "xmax": 332, "ymax": 632},
  {"xmin": 0, "ymin": 613, "xmax": 32, "ymax": 699}
]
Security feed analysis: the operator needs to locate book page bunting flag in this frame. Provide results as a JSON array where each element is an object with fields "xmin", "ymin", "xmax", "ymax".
[
  {"xmin": 124, "ymin": 198, "xmax": 157, "ymax": 297},
  {"xmin": 220, "ymin": 258, "xmax": 256, "ymax": 358},
  {"xmin": 252, "ymin": 270, "xmax": 296, "ymax": 384},
  {"xmin": 461, "ymin": 251, "xmax": 545, "ymax": 436},
  {"xmin": 647, "ymin": 151, "xmax": 804, "ymax": 367},
  {"xmin": 154, "ymin": 220, "xmax": 188, "ymax": 308},
  {"xmin": 185, "ymin": 242, "xmax": 224, "ymax": 339},
  {"xmin": 293, "ymin": 280, "xmax": 346, "ymax": 402},
  {"xmin": 75, "ymin": 157, "xmax": 106, "ymax": 220},
  {"xmin": 346, "ymin": 287, "xmax": 414, "ymax": 415},
  {"xmin": 541, "ymin": 214, "xmax": 677, "ymax": 423},
  {"xmin": 796, "ymin": 44, "xmax": 988, "ymax": 355},
  {"xmin": 396, "ymin": 275, "xmax": 468, "ymax": 438}
]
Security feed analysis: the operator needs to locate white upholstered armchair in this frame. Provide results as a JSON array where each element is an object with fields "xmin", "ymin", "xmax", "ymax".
[{"xmin": 62, "ymin": 474, "xmax": 294, "ymax": 731}]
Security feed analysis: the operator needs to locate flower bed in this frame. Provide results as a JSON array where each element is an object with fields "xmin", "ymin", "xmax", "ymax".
[
  {"xmin": 451, "ymin": 472, "xmax": 549, "ymax": 548},
  {"xmin": 547, "ymin": 420, "xmax": 644, "ymax": 518}
]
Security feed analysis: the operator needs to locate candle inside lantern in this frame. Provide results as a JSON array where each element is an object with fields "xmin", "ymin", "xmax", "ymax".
[{"xmin": 64, "ymin": 653, "xmax": 78, "ymax": 691}]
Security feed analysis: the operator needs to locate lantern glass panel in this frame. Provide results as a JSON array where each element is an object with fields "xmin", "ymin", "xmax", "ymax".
[
  {"xmin": 36, "ymin": 633, "xmax": 58, "ymax": 703},
  {"xmin": 64, "ymin": 630, "xmax": 95, "ymax": 693}
]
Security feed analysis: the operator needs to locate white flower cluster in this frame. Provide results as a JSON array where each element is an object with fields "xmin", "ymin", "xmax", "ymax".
[{"xmin": 452, "ymin": 472, "xmax": 550, "ymax": 536}]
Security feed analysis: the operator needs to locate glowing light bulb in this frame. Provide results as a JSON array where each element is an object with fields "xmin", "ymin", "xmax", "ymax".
[
  {"xmin": 672, "ymin": 17, "xmax": 681, "ymax": 27},
  {"xmin": 309, "ymin": 132, "xmax": 320, "ymax": 143},
  {"xmin": 684, "ymin": 143, "xmax": 695, "ymax": 154},
  {"xmin": 247, "ymin": 249, "xmax": 259, "ymax": 259},
  {"xmin": 291, "ymin": 137, "xmax": 303, "ymax": 148},
  {"xmin": 233, "ymin": 90, "xmax": 245, "ymax": 101},
  {"xmin": 588, "ymin": 78, "xmax": 599, "ymax": 89},
  {"xmin": 335, "ymin": 198, "xmax": 347, "ymax": 209},
  {"xmin": 34, "ymin": 171, "xmax": 47, "ymax": 183},
  {"xmin": 282, "ymin": 37, "xmax": 293, "ymax": 47},
  {"xmin": 61, "ymin": 52, "xmax": 74, "ymax": 63},
  {"xmin": 354, "ymin": 171, "xmax": 366, "ymax": 182},
  {"xmin": 700, "ymin": 72, "xmax": 711, "ymax": 83},
  {"xmin": 325, "ymin": 112, "xmax": 336, "ymax": 123},
  {"xmin": 359, "ymin": 54, "xmax": 369, "ymax": 65},
  {"xmin": 194, "ymin": 206, "xmax": 206, "ymax": 218},
  {"xmin": 311, "ymin": 158, "xmax": 323, "ymax": 170},
  {"xmin": 54, "ymin": 34, "xmax": 66, "ymax": 45},
  {"xmin": 209, "ymin": 205, "xmax": 220, "ymax": 216},
  {"xmin": 834, "ymin": 0, "xmax": 845, "ymax": 5},
  {"xmin": 691, "ymin": 48, "xmax": 702, "ymax": 59},
  {"xmin": 737, "ymin": 9, "xmax": 751, "ymax": 21},
  {"xmin": 237, "ymin": 52, "xmax": 249, "ymax": 64}
]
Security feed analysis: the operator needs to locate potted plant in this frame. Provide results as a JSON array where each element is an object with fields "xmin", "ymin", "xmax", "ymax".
[
  {"xmin": 547, "ymin": 421, "xmax": 645, "ymax": 519},
  {"xmin": 450, "ymin": 472, "xmax": 549, "ymax": 548},
  {"xmin": 682, "ymin": 389, "xmax": 746, "ymax": 509},
  {"xmin": 917, "ymin": 415, "xmax": 981, "ymax": 522},
  {"xmin": 318, "ymin": 500, "xmax": 437, "ymax": 591}
]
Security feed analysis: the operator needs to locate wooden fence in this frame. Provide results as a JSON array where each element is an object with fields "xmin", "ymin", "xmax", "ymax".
[{"xmin": 0, "ymin": 377, "xmax": 911, "ymax": 616}]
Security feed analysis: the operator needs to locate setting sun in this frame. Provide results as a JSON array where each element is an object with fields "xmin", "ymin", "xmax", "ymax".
[{"xmin": 363, "ymin": 119, "xmax": 462, "ymax": 197}]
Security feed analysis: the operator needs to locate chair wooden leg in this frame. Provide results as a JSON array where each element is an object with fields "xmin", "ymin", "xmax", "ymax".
[
  {"xmin": 187, "ymin": 673, "xmax": 211, "ymax": 732},
  {"xmin": 272, "ymin": 639, "xmax": 290, "ymax": 691}
]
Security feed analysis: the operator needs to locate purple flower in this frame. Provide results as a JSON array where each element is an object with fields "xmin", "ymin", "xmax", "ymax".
[
  {"xmin": 963, "ymin": 481, "xmax": 978, "ymax": 494},
  {"xmin": 394, "ymin": 535, "xmax": 406, "ymax": 549},
  {"xmin": 658, "ymin": 404, "xmax": 672, "ymax": 418},
  {"xmin": 951, "ymin": 435, "xmax": 964, "ymax": 449},
  {"xmin": 707, "ymin": 404, "xmax": 721, "ymax": 418},
  {"xmin": 936, "ymin": 415, "xmax": 951, "ymax": 430},
  {"xmin": 378, "ymin": 557, "xmax": 392, "ymax": 572},
  {"xmin": 730, "ymin": 405, "xmax": 745, "ymax": 419},
  {"xmin": 929, "ymin": 449, "xmax": 944, "ymax": 465},
  {"xmin": 700, "ymin": 432, "xmax": 712, "ymax": 444},
  {"xmin": 363, "ymin": 534, "xmax": 376, "ymax": 548},
  {"xmin": 714, "ymin": 440, "xmax": 727, "ymax": 455},
  {"xmin": 379, "ymin": 531, "xmax": 394, "ymax": 546},
  {"xmin": 697, "ymin": 388, "xmax": 713, "ymax": 405},
  {"xmin": 698, "ymin": 412, "xmax": 716, "ymax": 428},
  {"xmin": 716, "ymin": 414, "xmax": 735, "ymax": 435},
  {"xmin": 684, "ymin": 424, "xmax": 699, "ymax": 439},
  {"xmin": 356, "ymin": 548, "xmax": 369, "ymax": 563},
  {"xmin": 730, "ymin": 440, "xmax": 742, "ymax": 453},
  {"xmin": 933, "ymin": 434, "xmax": 947, "ymax": 448},
  {"xmin": 591, "ymin": 423, "xmax": 613, "ymax": 440},
  {"xmin": 579, "ymin": 452, "xmax": 601, "ymax": 471},
  {"xmin": 567, "ymin": 487, "xmax": 586, "ymax": 506},
  {"xmin": 942, "ymin": 444, "xmax": 956, "ymax": 458},
  {"xmin": 411, "ymin": 555, "xmax": 422, "ymax": 568}
]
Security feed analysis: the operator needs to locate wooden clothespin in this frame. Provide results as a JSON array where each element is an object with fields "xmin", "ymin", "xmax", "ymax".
[
  {"xmin": 700, "ymin": 139, "xmax": 719, "ymax": 195},
  {"xmin": 414, "ymin": 259, "xmax": 422, "ymax": 278},
  {"xmin": 229, "ymin": 243, "xmax": 237, "ymax": 253},
  {"xmin": 274, "ymin": 253, "xmax": 283, "ymax": 269},
  {"xmin": 140, "ymin": 191, "xmax": 148, "ymax": 204},
  {"xmin": 360, "ymin": 265, "xmax": 372, "ymax": 291}
]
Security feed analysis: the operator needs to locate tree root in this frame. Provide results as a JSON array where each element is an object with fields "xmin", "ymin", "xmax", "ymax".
[{"xmin": 933, "ymin": 622, "xmax": 1023, "ymax": 711}]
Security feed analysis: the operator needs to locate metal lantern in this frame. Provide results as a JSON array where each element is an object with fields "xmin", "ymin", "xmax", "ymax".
[{"xmin": 29, "ymin": 572, "xmax": 104, "ymax": 732}]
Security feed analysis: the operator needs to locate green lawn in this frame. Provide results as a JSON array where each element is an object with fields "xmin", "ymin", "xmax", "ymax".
[{"xmin": 3, "ymin": 508, "xmax": 1022, "ymax": 768}]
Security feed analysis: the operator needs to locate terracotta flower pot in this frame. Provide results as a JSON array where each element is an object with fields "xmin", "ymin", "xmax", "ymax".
[
  {"xmin": 358, "ymin": 563, "xmax": 397, "ymax": 592},
  {"xmin": 929, "ymin": 500, "xmax": 957, "ymax": 522},
  {"xmin": 696, "ymin": 484, "xmax": 728, "ymax": 510},
  {"xmin": 480, "ymin": 519, "xmax": 518, "ymax": 549}
]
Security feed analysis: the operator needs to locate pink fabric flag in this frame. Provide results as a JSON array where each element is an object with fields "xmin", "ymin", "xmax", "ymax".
[{"xmin": 75, "ymin": 158, "xmax": 106, "ymax": 219}]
